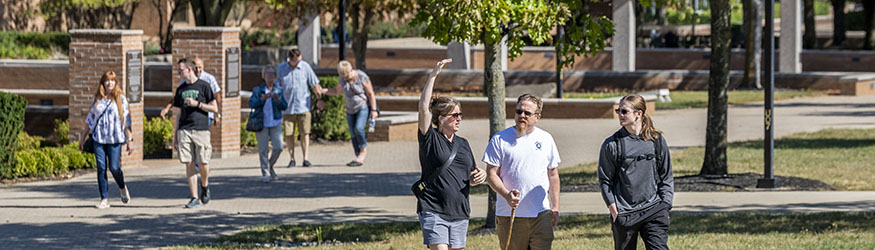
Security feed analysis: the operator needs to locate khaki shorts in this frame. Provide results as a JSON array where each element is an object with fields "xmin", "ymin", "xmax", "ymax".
[
  {"xmin": 177, "ymin": 129, "xmax": 211, "ymax": 164},
  {"xmin": 282, "ymin": 112, "xmax": 311, "ymax": 136}
]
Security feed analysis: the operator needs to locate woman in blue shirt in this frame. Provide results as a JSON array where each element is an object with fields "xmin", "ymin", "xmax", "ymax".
[
  {"xmin": 79, "ymin": 71, "xmax": 133, "ymax": 209},
  {"xmin": 249, "ymin": 66, "xmax": 288, "ymax": 183}
]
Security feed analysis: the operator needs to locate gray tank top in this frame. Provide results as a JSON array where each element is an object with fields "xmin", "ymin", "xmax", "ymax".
[{"xmin": 340, "ymin": 70, "xmax": 371, "ymax": 114}]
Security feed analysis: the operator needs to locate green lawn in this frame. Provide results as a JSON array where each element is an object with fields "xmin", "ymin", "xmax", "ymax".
[
  {"xmin": 556, "ymin": 128, "xmax": 875, "ymax": 191},
  {"xmin": 171, "ymin": 212, "xmax": 875, "ymax": 249},
  {"xmin": 655, "ymin": 90, "xmax": 825, "ymax": 110}
]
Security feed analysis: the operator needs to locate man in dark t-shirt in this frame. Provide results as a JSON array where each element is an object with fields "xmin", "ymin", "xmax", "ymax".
[{"xmin": 171, "ymin": 58, "xmax": 218, "ymax": 209}]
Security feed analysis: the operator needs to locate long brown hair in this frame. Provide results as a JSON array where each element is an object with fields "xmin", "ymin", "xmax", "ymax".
[
  {"xmin": 620, "ymin": 94, "xmax": 662, "ymax": 141},
  {"xmin": 95, "ymin": 71, "xmax": 125, "ymax": 126},
  {"xmin": 429, "ymin": 96, "xmax": 460, "ymax": 129}
]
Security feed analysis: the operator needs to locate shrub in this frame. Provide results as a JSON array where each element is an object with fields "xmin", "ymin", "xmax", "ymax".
[
  {"xmin": 311, "ymin": 76, "xmax": 350, "ymax": 141},
  {"xmin": 16, "ymin": 131, "xmax": 42, "ymax": 151},
  {"xmin": 42, "ymin": 147, "xmax": 69, "ymax": 175},
  {"xmin": 144, "ymin": 116, "xmax": 173, "ymax": 155},
  {"xmin": 63, "ymin": 142, "xmax": 95, "ymax": 170},
  {"xmin": 0, "ymin": 92, "xmax": 26, "ymax": 176},
  {"xmin": 240, "ymin": 28, "xmax": 296, "ymax": 51},
  {"xmin": 54, "ymin": 119, "xmax": 69, "ymax": 145},
  {"xmin": 240, "ymin": 119, "xmax": 258, "ymax": 148}
]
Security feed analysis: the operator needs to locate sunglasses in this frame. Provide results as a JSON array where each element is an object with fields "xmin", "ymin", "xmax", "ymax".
[
  {"xmin": 515, "ymin": 109, "xmax": 538, "ymax": 116},
  {"xmin": 614, "ymin": 108, "xmax": 636, "ymax": 115},
  {"xmin": 444, "ymin": 112, "xmax": 463, "ymax": 119}
]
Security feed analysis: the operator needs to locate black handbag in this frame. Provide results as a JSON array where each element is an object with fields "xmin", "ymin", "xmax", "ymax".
[
  {"xmin": 82, "ymin": 100, "xmax": 113, "ymax": 153},
  {"xmin": 412, "ymin": 141, "xmax": 459, "ymax": 199},
  {"xmin": 246, "ymin": 110, "xmax": 264, "ymax": 132}
]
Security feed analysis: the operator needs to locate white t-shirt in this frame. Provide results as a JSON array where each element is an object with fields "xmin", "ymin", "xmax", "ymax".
[{"xmin": 482, "ymin": 126, "xmax": 561, "ymax": 218}]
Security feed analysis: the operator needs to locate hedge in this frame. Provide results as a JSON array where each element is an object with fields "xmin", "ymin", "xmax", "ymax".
[
  {"xmin": 0, "ymin": 31, "xmax": 70, "ymax": 59},
  {"xmin": 144, "ymin": 116, "xmax": 173, "ymax": 155},
  {"xmin": 0, "ymin": 92, "xmax": 26, "ymax": 177}
]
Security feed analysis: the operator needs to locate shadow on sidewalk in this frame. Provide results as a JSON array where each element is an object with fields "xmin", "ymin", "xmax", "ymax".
[
  {"xmin": 6, "ymin": 172, "xmax": 422, "ymax": 201},
  {"xmin": 675, "ymin": 200, "xmax": 875, "ymax": 213},
  {"xmin": 0, "ymin": 206, "xmax": 416, "ymax": 249}
]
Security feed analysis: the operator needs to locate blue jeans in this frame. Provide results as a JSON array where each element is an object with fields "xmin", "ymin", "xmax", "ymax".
[
  {"xmin": 95, "ymin": 142, "xmax": 125, "ymax": 199},
  {"xmin": 346, "ymin": 107, "xmax": 369, "ymax": 156}
]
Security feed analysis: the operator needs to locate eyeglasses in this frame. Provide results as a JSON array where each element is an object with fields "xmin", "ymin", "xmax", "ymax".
[
  {"xmin": 515, "ymin": 109, "xmax": 538, "ymax": 116},
  {"xmin": 615, "ymin": 108, "xmax": 636, "ymax": 115},
  {"xmin": 444, "ymin": 112, "xmax": 463, "ymax": 119}
]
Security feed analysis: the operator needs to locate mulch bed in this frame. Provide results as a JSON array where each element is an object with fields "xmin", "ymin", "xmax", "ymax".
[{"xmin": 562, "ymin": 172, "xmax": 835, "ymax": 192}]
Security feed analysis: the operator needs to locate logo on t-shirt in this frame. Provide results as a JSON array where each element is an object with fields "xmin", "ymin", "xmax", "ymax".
[
  {"xmin": 181, "ymin": 89, "xmax": 200, "ymax": 100},
  {"xmin": 535, "ymin": 141, "xmax": 542, "ymax": 150}
]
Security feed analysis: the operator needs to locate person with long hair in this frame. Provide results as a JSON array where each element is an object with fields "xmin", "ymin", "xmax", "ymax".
[
  {"xmin": 415, "ymin": 59, "xmax": 485, "ymax": 250},
  {"xmin": 79, "ymin": 71, "xmax": 133, "ymax": 209},
  {"xmin": 320, "ymin": 60, "xmax": 377, "ymax": 166},
  {"xmin": 597, "ymin": 94, "xmax": 674, "ymax": 250},
  {"xmin": 249, "ymin": 66, "xmax": 288, "ymax": 183}
]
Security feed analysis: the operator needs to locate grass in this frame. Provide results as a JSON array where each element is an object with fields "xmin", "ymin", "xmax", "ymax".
[
  {"xmin": 555, "ymin": 128, "xmax": 875, "ymax": 191},
  {"xmin": 170, "ymin": 212, "xmax": 875, "ymax": 249},
  {"xmin": 655, "ymin": 90, "xmax": 825, "ymax": 110}
]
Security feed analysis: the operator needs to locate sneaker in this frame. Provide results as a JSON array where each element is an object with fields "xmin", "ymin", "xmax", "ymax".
[
  {"xmin": 96, "ymin": 199, "xmax": 110, "ymax": 209},
  {"xmin": 200, "ymin": 186, "xmax": 211, "ymax": 204},
  {"xmin": 270, "ymin": 174, "xmax": 279, "ymax": 181},
  {"xmin": 184, "ymin": 198, "xmax": 202, "ymax": 208},
  {"xmin": 263, "ymin": 176, "xmax": 271, "ymax": 183},
  {"xmin": 288, "ymin": 160, "xmax": 296, "ymax": 168},
  {"xmin": 302, "ymin": 160, "xmax": 312, "ymax": 167},
  {"xmin": 120, "ymin": 187, "xmax": 130, "ymax": 204},
  {"xmin": 346, "ymin": 161, "xmax": 363, "ymax": 167}
]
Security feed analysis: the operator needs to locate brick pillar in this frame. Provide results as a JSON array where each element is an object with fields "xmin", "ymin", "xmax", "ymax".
[
  {"xmin": 69, "ymin": 29, "xmax": 145, "ymax": 169},
  {"xmin": 172, "ymin": 27, "xmax": 241, "ymax": 158}
]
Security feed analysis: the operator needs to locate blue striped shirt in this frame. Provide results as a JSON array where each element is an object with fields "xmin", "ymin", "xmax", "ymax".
[
  {"xmin": 277, "ymin": 60, "xmax": 320, "ymax": 115},
  {"xmin": 85, "ymin": 97, "xmax": 131, "ymax": 144}
]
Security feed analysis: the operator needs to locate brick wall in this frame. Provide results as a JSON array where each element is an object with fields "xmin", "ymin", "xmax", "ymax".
[
  {"xmin": 69, "ymin": 29, "xmax": 144, "ymax": 169},
  {"xmin": 172, "ymin": 27, "xmax": 241, "ymax": 158}
]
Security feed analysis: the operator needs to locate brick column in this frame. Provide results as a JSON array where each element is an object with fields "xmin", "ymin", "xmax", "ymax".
[
  {"xmin": 69, "ymin": 29, "xmax": 145, "ymax": 169},
  {"xmin": 172, "ymin": 27, "xmax": 241, "ymax": 159}
]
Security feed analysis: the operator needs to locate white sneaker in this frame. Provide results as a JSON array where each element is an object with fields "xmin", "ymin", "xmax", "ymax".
[
  {"xmin": 262, "ymin": 176, "xmax": 270, "ymax": 183},
  {"xmin": 96, "ymin": 199, "xmax": 110, "ymax": 209},
  {"xmin": 270, "ymin": 174, "xmax": 279, "ymax": 181}
]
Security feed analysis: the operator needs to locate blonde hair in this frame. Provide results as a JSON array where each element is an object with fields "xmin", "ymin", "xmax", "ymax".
[
  {"xmin": 337, "ymin": 60, "xmax": 354, "ymax": 78},
  {"xmin": 429, "ymin": 96, "xmax": 460, "ymax": 129},
  {"xmin": 620, "ymin": 94, "xmax": 662, "ymax": 141},
  {"xmin": 517, "ymin": 94, "xmax": 543, "ymax": 114},
  {"xmin": 95, "ymin": 71, "xmax": 125, "ymax": 125}
]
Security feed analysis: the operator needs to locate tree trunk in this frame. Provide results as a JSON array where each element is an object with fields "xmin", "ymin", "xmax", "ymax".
[
  {"xmin": 803, "ymin": 0, "xmax": 816, "ymax": 49},
  {"xmin": 702, "ymin": 0, "xmax": 730, "ymax": 176},
  {"xmin": 190, "ymin": 0, "xmax": 234, "ymax": 26},
  {"xmin": 742, "ymin": 0, "xmax": 762, "ymax": 89},
  {"xmin": 832, "ymin": 0, "xmax": 846, "ymax": 47},
  {"xmin": 482, "ymin": 35, "xmax": 507, "ymax": 229},
  {"xmin": 864, "ymin": 0, "xmax": 875, "ymax": 50},
  {"xmin": 350, "ymin": 2, "xmax": 373, "ymax": 69}
]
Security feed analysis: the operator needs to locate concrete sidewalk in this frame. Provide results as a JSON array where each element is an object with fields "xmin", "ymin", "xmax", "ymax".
[{"xmin": 1, "ymin": 95, "xmax": 874, "ymax": 249}]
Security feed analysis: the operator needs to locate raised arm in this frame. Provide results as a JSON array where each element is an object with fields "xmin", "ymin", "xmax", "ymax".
[{"xmin": 418, "ymin": 59, "xmax": 452, "ymax": 133}]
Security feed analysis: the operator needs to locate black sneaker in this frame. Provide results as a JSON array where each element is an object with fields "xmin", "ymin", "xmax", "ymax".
[
  {"xmin": 302, "ymin": 160, "xmax": 312, "ymax": 167},
  {"xmin": 288, "ymin": 160, "xmax": 296, "ymax": 168},
  {"xmin": 200, "ymin": 185, "xmax": 211, "ymax": 204},
  {"xmin": 184, "ymin": 198, "xmax": 202, "ymax": 208}
]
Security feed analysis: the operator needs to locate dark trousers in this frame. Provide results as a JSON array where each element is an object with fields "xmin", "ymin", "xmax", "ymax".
[{"xmin": 611, "ymin": 202, "xmax": 671, "ymax": 250}]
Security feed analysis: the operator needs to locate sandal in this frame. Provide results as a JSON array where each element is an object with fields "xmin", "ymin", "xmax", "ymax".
[{"xmin": 120, "ymin": 187, "xmax": 130, "ymax": 204}]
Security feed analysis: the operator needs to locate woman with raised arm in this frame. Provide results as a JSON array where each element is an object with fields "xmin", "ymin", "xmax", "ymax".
[{"xmin": 414, "ymin": 59, "xmax": 486, "ymax": 250}]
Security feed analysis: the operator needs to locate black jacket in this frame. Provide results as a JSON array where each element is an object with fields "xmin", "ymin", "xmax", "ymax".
[{"xmin": 597, "ymin": 128, "xmax": 674, "ymax": 214}]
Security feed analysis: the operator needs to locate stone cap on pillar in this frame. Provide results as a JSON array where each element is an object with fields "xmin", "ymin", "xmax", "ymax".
[
  {"xmin": 173, "ymin": 27, "xmax": 241, "ymax": 33},
  {"xmin": 69, "ymin": 29, "xmax": 143, "ymax": 36}
]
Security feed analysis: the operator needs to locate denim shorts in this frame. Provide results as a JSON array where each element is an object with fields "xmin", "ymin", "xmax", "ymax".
[{"xmin": 418, "ymin": 211, "xmax": 469, "ymax": 248}]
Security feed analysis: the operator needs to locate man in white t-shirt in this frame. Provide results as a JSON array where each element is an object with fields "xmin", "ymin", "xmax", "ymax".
[{"xmin": 484, "ymin": 94, "xmax": 561, "ymax": 250}]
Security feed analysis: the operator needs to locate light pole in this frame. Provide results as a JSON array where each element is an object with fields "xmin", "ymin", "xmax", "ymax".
[{"xmin": 758, "ymin": 0, "xmax": 778, "ymax": 188}]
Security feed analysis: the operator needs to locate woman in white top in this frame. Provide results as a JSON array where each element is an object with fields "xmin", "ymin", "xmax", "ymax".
[
  {"xmin": 321, "ymin": 60, "xmax": 378, "ymax": 167},
  {"xmin": 78, "ymin": 71, "xmax": 133, "ymax": 209}
]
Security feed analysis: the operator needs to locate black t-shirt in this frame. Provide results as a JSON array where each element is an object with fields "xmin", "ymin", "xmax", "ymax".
[
  {"xmin": 417, "ymin": 127, "xmax": 476, "ymax": 221},
  {"xmin": 172, "ymin": 79, "xmax": 215, "ymax": 131}
]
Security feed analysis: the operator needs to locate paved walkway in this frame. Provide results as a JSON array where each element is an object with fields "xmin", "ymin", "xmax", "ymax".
[{"xmin": 1, "ymin": 95, "xmax": 875, "ymax": 249}]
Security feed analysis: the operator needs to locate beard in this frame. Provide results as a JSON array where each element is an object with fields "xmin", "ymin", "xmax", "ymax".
[{"xmin": 515, "ymin": 120, "xmax": 528, "ymax": 135}]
